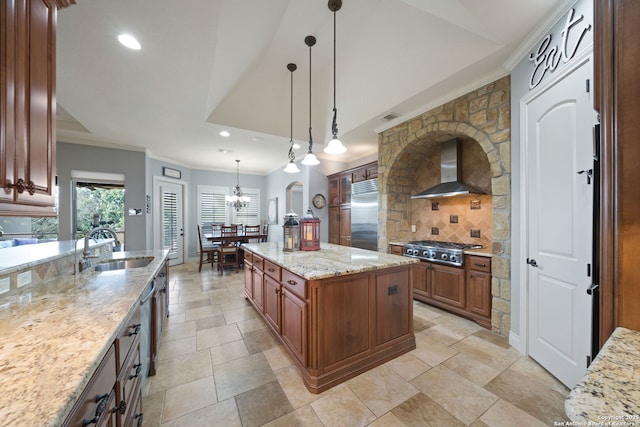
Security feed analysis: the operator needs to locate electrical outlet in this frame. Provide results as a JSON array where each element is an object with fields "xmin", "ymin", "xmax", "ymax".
[
  {"xmin": 411, "ymin": 224, "xmax": 416, "ymax": 232},
  {"xmin": 388, "ymin": 285, "xmax": 399, "ymax": 296},
  {"xmin": 17, "ymin": 271, "xmax": 32, "ymax": 288}
]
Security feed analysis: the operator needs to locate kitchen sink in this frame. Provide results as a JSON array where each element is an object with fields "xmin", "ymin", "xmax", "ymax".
[{"xmin": 94, "ymin": 257, "xmax": 153, "ymax": 271}]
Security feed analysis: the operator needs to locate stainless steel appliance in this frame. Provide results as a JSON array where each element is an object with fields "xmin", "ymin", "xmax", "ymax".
[
  {"xmin": 351, "ymin": 179, "xmax": 378, "ymax": 251},
  {"xmin": 403, "ymin": 240, "xmax": 482, "ymax": 267}
]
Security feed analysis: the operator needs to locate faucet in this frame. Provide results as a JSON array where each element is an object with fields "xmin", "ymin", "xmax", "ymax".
[{"xmin": 76, "ymin": 234, "xmax": 99, "ymax": 274}]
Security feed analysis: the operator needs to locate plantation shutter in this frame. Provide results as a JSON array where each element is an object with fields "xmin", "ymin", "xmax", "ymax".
[
  {"xmin": 162, "ymin": 190, "xmax": 178, "ymax": 255},
  {"xmin": 233, "ymin": 188, "xmax": 260, "ymax": 225},
  {"xmin": 197, "ymin": 185, "xmax": 229, "ymax": 225}
]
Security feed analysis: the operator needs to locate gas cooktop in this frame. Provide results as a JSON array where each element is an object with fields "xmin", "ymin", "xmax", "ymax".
[{"xmin": 403, "ymin": 240, "xmax": 482, "ymax": 267}]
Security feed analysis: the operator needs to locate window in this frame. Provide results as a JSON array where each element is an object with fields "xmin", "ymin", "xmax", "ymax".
[
  {"xmin": 232, "ymin": 188, "xmax": 261, "ymax": 225},
  {"xmin": 197, "ymin": 185, "xmax": 261, "ymax": 226},
  {"xmin": 197, "ymin": 185, "xmax": 229, "ymax": 225}
]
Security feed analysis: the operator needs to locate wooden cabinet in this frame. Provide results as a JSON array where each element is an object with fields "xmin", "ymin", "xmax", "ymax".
[
  {"xmin": 242, "ymin": 247, "xmax": 414, "ymax": 393},
  {"xmin": 595, "ymin": 0, "xmax": 640, "ymax": 346},
  {"xmin": 389, "ymin": 244, "xmax": 404, "ymax": 256},
  {"xmin": 412, "ymin": 256, "xmax": 491, "ymax": 329},
  {"xmin": 150, "ymin": 261, "xmax": 169, "ymax": 376},
  {"xmin": 243, "ymin": 252, "xmax": 254, "ymax": 299},
  {"xmin": 327, "ymin": 161, "xmax": 377, "ymax": 247},
  {"xmin": 0, "ymin": 0, "xmax": 73, "ymax": 216}
]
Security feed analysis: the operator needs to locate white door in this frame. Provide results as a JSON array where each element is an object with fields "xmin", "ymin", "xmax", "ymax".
[
  {"xmin": 159, "ymin": 182, "xmax": 184, "ymax": 266},
  {"xmin": 525, "ymin": 56, "xmax": 593, "ymax": 388}
]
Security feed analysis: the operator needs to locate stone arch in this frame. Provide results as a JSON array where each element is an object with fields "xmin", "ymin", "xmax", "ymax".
[{"xmin": 378, "ymin": 76, "xmax": 511, "ymax": 336}]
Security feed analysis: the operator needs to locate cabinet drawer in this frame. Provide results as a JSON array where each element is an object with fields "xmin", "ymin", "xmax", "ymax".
[
  {"xmin": 264, "ymin": 259, "xmax": 282, "ymax": 281},
  {"xmin": 466, "ymin": 255, "xmax": 491, "ymax": 273},
  {"xmin": 253, "ymin": 254, "xmax": 264, "ymax": 270},
  {"xmin": 244, "ymin": 251, "xmax": 253, "ymax": 265},
  {"xmin": 117, "ymin": 343, "xmax": 142, "ymax": 426},
  {"xmin": 115, "ymin": 307, "xmax": 141, "ymax": 372},
  {"xmin": 282, "ymin": 269, "xmax": 307, "ymax": 300}
]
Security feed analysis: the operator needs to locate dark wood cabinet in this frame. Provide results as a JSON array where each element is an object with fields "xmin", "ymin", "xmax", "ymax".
[
  {"xmin": 242, "ymin": 247, "xmax": 415, "ymax": 393},
  {"xmin": 594, "ymin": 0, "xmax": 640, "ymax": 346},
  {"xmin": 0, "ymin": 0, "xmax": 73, "ymax": 216},
  {"xmin": 244, "ymin": 253, "xmax": 254, "ymax": 299},
  {"xmin": 327, "ymin": 162, "xmax": 377, "ymax": 247},
  {"xmin": 389, "ymin": 244, "xmax": 404, "ymax": 256},
  {"xmin": 412, "ymin": 256, "xmax": 491, "ymax": 329},
  {"xmin": 150, "ymin": 261, "xmax": 169, "ymax": 376}
]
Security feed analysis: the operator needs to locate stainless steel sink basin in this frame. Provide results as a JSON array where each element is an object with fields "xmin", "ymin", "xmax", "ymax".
[{"xmin": 94, "ymin": 258, "xmax": 153, "ymax": 271}]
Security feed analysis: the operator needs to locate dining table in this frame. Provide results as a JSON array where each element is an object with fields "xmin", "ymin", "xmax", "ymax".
[{"xmin": 205, "ymin": 231, "xmax": 267, "ymax": 246}]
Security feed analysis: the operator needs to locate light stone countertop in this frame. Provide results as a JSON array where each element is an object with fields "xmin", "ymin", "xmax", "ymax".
[
  {"xmin": 565, "ymin": 327, "xmax": 640, "ymax": 425},
  {"xmin": 242, "ymin": 242, "xmax": 418, "ymax": 280},
  {"xmin": 463, "ymin": 247, "xmax": 493, "ymax": 257},
  {"xmin": 0, "ymin": 249, "xmax": 169, "ymax": 427}
]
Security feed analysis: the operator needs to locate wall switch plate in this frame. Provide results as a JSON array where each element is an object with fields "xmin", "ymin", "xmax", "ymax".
[{"xmin": 411, "ymin": 224, "xmax": 416, "ymax": 232}]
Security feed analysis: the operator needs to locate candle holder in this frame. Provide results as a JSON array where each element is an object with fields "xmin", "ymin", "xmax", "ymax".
[
  {"xmin": 300, "ymin": 208, "xmax": 321, "ymax": 251},
  {"xmin": 282, "ymin": 211, "xmax": 300, "ymax": 252}
]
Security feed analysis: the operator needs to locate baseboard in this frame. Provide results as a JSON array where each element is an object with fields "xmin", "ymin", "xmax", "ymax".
[{"xmin": 509, "ymin": 331, "xmax": 525, "ymax": 354}]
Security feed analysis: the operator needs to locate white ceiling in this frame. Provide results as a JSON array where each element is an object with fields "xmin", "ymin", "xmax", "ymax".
[{"xmin": 56, "ymin": 0, "xmax": 565, "ymax": 175}]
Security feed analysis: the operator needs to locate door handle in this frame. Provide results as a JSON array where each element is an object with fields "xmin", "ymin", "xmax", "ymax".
[
  {"xmin": 577, "ymin": 169, "xmax": 593, "ymax": 184},
  {"xmin": 526, "ymin": 258, "xmax": 538, "ymax": 267},
  {"xmin": 587, "ymin": 283, "xmax": 599, "ymax": 295}
]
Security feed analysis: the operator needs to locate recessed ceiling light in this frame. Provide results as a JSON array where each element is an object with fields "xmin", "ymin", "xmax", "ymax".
[
  {"xmin": 117, "ymin": 34, "xmax": 141, "ymax": 50},
  {"xmin": 219, "ymin": 131, "xmax": 230, "ymax": 137},
  {"xmin": 219, "ymin": 149, "xmax": 232, "ymax": 154}
]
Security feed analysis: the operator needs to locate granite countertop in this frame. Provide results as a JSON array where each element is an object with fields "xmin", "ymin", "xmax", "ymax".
[
  {"xmin": 565, "ymin": 327, "xmax": 640, "ymax": 425},
  {"xmin": 463, "ymin": 247, "xmax": 493, "ymax": 257},
  {"xmin": 242, "ymin": 242, "xmax": 418, "ymax": 280},
  {"xmin": 0, "ymin": 249, "xmax": 169, "ymax": 427}
]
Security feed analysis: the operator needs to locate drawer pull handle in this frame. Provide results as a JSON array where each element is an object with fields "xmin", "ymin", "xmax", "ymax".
[
  {"xmin": 268, "ymin": 268, "xmax": 276, "ymax": 272},
  {"xmin": 82, "ymin": 393, "xmax": 110, "ymax": 426},
  {"xmin": 116, "ymin": 399, "xmax": 127, "ymax": 415},
  {"xmin": 129, "ymin": 363, "xmax": 142, "ymax": 380},
  {"xmin": 134, "ymin": 412, "xmax": 144, "ymax": 427},
  {"xmin": 128, "ymin": 323, "xmax": 141, "ymax": 336},
  {"xmin": 474, "ymin": 263, "xmax": 487, "ymax": 268},
  {"xmin": 287, "ymin": 280, "xmax": 297, "ymax": 286}
]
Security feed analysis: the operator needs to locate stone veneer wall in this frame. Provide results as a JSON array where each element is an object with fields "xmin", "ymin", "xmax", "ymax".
[{"xmin": 378, "ymin": 76, "xmax": 511, "ymax": 336}]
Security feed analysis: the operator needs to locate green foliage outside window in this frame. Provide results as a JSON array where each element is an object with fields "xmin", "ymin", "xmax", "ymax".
[{"xmin": 75, "ymin": 187, "xmax": 125, "ymax": 234}]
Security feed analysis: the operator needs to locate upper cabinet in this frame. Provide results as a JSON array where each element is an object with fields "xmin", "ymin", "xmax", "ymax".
[{"xmin": 1, "ymin": 0, "xmax": 74, "ymax": 216}]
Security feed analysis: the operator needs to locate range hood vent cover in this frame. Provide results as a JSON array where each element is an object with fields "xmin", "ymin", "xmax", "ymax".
[{"xmin": 411, "ymin": 138, "xmax": 486, "ymax": 199}]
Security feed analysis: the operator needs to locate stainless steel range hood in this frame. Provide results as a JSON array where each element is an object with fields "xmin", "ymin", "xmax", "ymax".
[{"xmin": 411, "ymin": 138, "xmax": 486, "ymax": 199}]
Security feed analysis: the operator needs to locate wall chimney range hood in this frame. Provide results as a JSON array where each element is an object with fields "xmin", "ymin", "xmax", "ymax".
[{"xmin": 411, "ymin": 138, "xmax": 486, "ymax": 199}]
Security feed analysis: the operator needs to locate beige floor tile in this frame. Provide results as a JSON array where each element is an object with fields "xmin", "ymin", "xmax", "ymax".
[
  {"xmin": 194, "ymin": 314, "xmax": 226, "ymax": 331},
  {"xmin": 223, "ymin": 305, "xmax": 260, "ymax": 323},
  {"xmin": 392, "ymin": 392, "xmax": 466, "ymax": 427},
  {"xmin": 160, "ymin": 397, "xmax": 242, "ymax": 427},
  {"xmin": 411, "ymin": 365, "xmax": 498, "ymax": 425},
  {"xmin": 431, "ymin": 313, "xmax": 484, "ymax": 339},
  {"xmin": 412, "ymin": 333, "xmax": 459, "ymax": 366},
  {"xmin": 347, "ymin": 365, "xmax": 419, "ymax": 416},
  {"xmin": 235, "ymin": 380, "xmax": 294, "ymax": 427},
  {"xmin": 479, "ymin": 399, "xmax": 547, "ymax": 427},
  {"xmin": 367, "ymin": 412, "xmax": 406, "ymax": 427},
  {"xmin": 508, "ymin": 357, "xmax": 569, "ymax": 395},
  {"xmin": 196, "ymin": 323, "xmax": 242, "ymax": 350},
  {"xmin": 384, "ymin": 352, "xmax": 432, "ymax": 381},
  {"xmin": 214, "ymin": 352, "xmax": 276, "ymax": 401},
  {"xmin": 147, "ymin": 349, "xmax": 213, "ymax": 395},
  {"xmin": 473, "ymin": 328, "xmax": 511, "ymax": 349},
  {"xmin": 243, "ymin": 328, "xmax": 279, "ymax": 354},
  {"xmin": 275, "ymin": 364, "xmax": 321, "ymax": 409},
  {"xmin": 263, "ymin": 405, "xmax": 324, "ymax": 427},
  {"xmin": 184, "ymin": 304, "xmax": 223, "ymax": 321},
  {"xmin": 451, "ymin": 334, "xmax": 521, "ymax": 371},
  {"xmin": 443, "ymin": 352, "xmax": 502, "ymax": 386},
  {"xmin": 413, "ymin": 302, "xmax": 446, "ymax": 321},
  {"xmin": 420, "ymin": 324, "xmax": 464, "ymax": 346},
  {"xmin": 237, "ymin": 317, "xmax": 268, "ymax": 334},
  {"xmin": 167, "ymin": 311, "xmax": 186, "ymax": 324},
  {"xmin": 209, "ymin": 339, "xmax": 249, "ymax": 365},
  {"xmin": 310, "ymin": 385, "xmax": 377, "ymax": 427},
  {"xmin": 162, "ymin": 320, "xmax": 196, "ymax": 343},
  {"xmin": 157, "ymin": 336, "xmax": 197, "ymax": 361},
  {"xmin": 263, "ymin": 345, "xmax": 294, "ymax": 371},
  {"xmin": 141, "ymin": 390, "xmax": 164, "ymax": 424},
  {"xmin": 162, "ymin": 376, "xmax": 217, "ymax": 422}
]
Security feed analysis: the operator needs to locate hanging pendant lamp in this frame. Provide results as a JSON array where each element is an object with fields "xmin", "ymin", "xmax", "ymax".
[
  {"xmin": 301, "ymin": 35, "xmax": 320, "ymax": 166},
  {"xmin": 324, "ymin": 0, "xmax": 347, "ymax": 155},
  {"xmin": 225, "ymin": 160, "xmax": 250, "ymax": 211},
  {"xmin": 284, "ymin": 63, "xmax": 300, "ymax": 173}
]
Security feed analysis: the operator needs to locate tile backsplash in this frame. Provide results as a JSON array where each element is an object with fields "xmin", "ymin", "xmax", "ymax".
[{"xmin": 410, "ymin": 194, "xmax": 493, "ymax": 248}]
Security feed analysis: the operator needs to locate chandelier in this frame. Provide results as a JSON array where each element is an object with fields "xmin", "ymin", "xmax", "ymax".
[{"xmin": 226, "ymin": 159, "xmax": 250, "ymax": 211}]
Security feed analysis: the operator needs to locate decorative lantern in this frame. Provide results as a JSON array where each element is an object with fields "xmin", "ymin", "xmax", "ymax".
[
  {"xmin": 282, "ymin": 211, "xmax": 300, "ymax": 252},
  {"xmin": 300, "ymin": 208, "xmax": 321, "ymax": 251}
]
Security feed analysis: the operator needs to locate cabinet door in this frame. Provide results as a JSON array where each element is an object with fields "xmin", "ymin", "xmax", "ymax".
[
  {"xmin": 281, "ymin": 288, "xmax": 307, "ymax": 366},
  {"xmin": 430, "ymin": 264, "xmax": 466, "ymax": 309},
  {"xmin": 412, "ymin": 263, "xmax": 430, "ymax": 297},
  {"xmin": 0, "ymin": 0, "xmax": 56, "ymax": 214},
  {"xmin": 328, "ymin": 207, "xmax": 340, "ymax": 244},
  {"xmin": 244, "ymin": 261, "xmax": 254, "ymax": 299},
  {"xmin": 375, "ymin": 268, "xmax": 411, "ymax": 346},
  {"xmin": 328, "ymin": 176, "xmax": 340, "ymax": 206},
  {"xmin": 339, "ymin": 207, "xmax": 351, "ymax": 246},
  {"xmin": 389, "ymin": 244, "xmax": 404, "ymax": 255},
  {"xmin": 340, "ymin": 174, "xmax": 351, "ymax": 205},
  {"xmin": 467, "ymin": 270, "xmax": 491, "ymax": 318},
  {"xmin": 252, "ymin": 268, "xmax": 264, "ymax": 312},
  {"xmin": 263, "ymin": 275, "xmax": 281, "ymax": 333}
]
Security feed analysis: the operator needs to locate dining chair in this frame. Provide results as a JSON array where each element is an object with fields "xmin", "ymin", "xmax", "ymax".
[
  {"xmin": 261, "ymin": 224, "xmax": 269, "ymax": 242},
  {"xmin": 197, "ymin": 224, "xmax": 218, "ymax": 272},
  {"xmin": 244, "ymin": 224, "xmax": 261, "ymax": 243},
  {"xmin": 217, "ymin": 225, "xmax": 239, "ymax": 272}
]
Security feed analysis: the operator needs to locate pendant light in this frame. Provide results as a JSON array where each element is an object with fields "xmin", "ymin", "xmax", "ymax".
[
  {"xmin": 324, "ymin": 0, "xmax": 347, "ymax": 155},
  {"xmin": 225, "ymin": 160, "xmax": 250, "ymax": 211},
  {"xmin": 301, "ymin": 35, "xmax": 320, "ymax": 166},
  {"xmin": 284, "ymin": 63, "xmax": 300, "ymax": 173}
]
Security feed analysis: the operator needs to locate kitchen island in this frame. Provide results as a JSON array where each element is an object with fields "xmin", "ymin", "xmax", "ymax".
[
  {"xmin": 242, "ymin": 242, "xmax": 418, "ymax": 393},
  {"xmin": 0, "ymin": 243, "xmax": 169, "ymax": 427}
]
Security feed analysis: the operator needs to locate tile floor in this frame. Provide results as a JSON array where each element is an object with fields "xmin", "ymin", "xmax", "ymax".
[{"xmin": 141, "ymin": 262, "xmax": 570, "ymax": 426}]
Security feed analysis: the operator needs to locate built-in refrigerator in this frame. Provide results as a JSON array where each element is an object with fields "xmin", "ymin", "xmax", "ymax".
[{"xmin": 351, "ymin": 178, "xmax": 378, "ymax": 251}]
